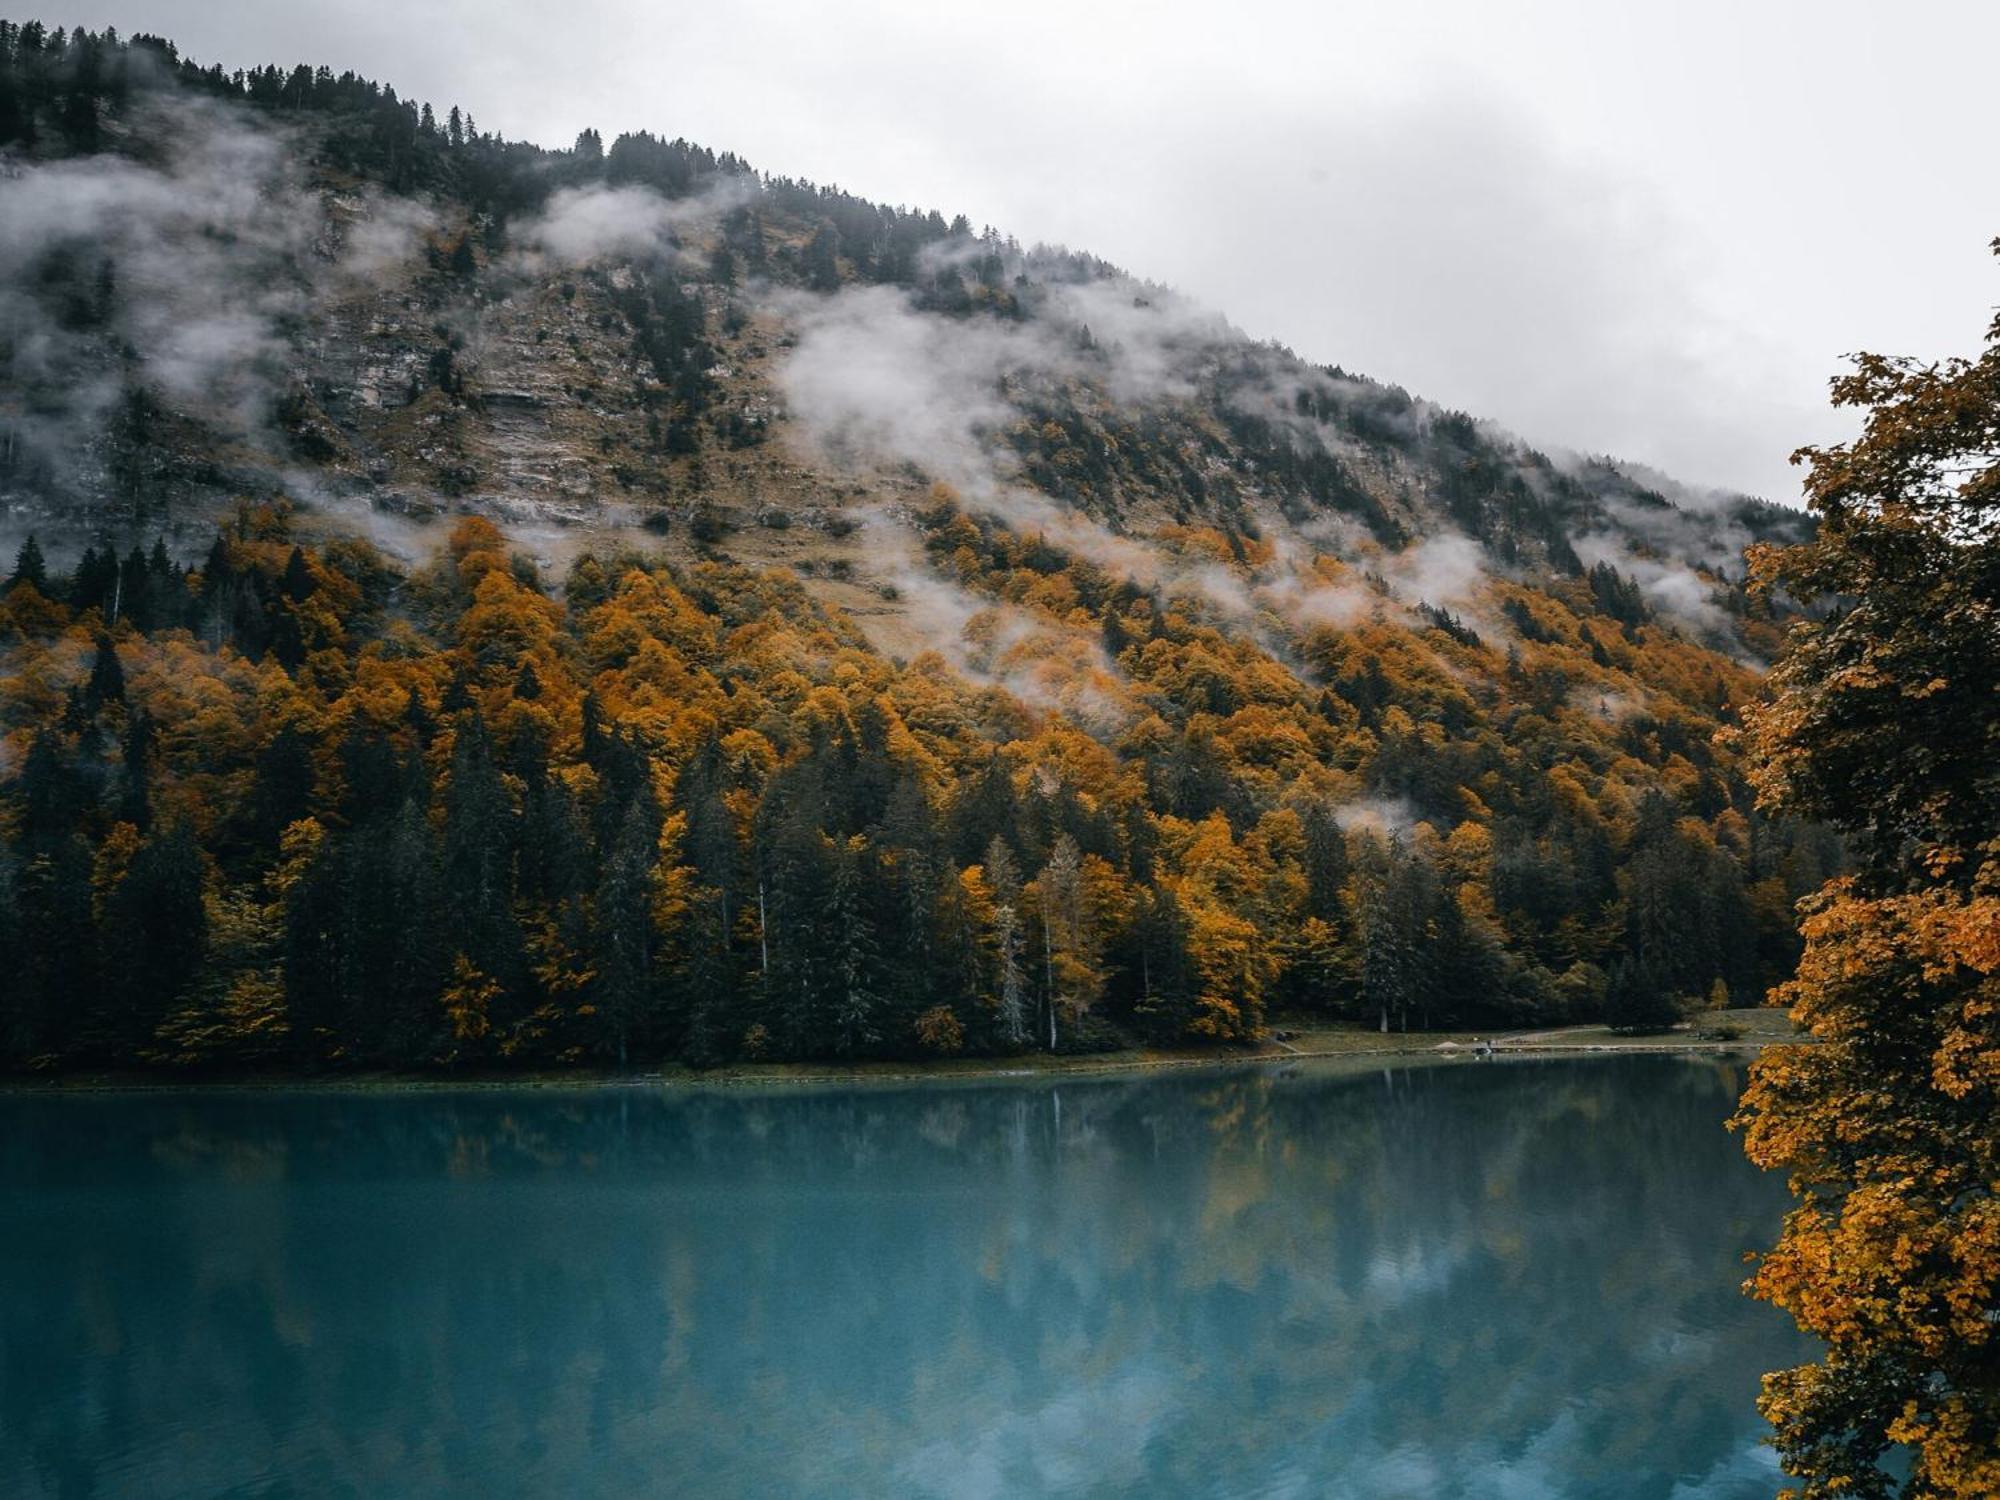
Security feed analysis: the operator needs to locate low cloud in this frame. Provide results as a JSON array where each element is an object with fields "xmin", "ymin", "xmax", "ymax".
[
  {"xmin": 864, "ymin": 513, "xmax": 1134, "ymax": 734},
  {"xmin": 0, "ymin": 91, "xmax": 441, "ymax": 521},
  {"xmin": 0, "ymin": 94, "xmax": 311, "ymax": 437},
  {"xmin": 1574, "ymin": 534, "xmax": 1733, "ymax": 642},
  {"xmin": 1378, "ymin": 533, "xmax": 1487, "ymax": 614},
  {"xmin": 775, "ymin": 284, "xmax": 1036, "ymax": 497},
  {"xmin": 507, "ymin": 178, "xmax": 754, "ymax": 271},
  {"xmin": 334, "ymin": 193, "xmax": 440, "ymax": 282}
]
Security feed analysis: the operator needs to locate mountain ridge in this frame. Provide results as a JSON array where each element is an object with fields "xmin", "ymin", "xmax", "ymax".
[{"xmin": 0, "ymin": 20, "xmax": 1837, "ymax": 1071}]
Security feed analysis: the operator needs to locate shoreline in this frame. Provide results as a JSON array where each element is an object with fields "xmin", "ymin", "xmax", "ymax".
[{"xmin": 0, "ymin": 1016, "xmax": 1799, "ymax": 1096}]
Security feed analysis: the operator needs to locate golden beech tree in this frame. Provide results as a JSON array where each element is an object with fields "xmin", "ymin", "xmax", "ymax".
[{"xmin": 1735, "ymin": 243, "xmax": 2000, "ymax": 1498}]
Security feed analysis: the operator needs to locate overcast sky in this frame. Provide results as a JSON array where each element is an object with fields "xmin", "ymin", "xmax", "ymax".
[{"xmin": 46, "ymin": 0, "xmax": 2000, "ymax": 502}]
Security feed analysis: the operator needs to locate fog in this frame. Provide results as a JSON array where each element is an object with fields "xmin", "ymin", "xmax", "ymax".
[{"xmin": 50, "ymin": 0, "xmax": 2000, "ymax": 504}]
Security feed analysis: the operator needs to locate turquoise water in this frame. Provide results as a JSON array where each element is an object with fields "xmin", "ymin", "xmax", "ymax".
[{"xmin": 0, "ymin": 1056, "xmax": 1807, "ymax": 1498}]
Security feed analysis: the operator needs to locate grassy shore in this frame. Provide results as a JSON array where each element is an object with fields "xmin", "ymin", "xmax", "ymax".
[
  {"xmin": 664, "ymin": 1005, "xmax": 1801, "ymax": 1088},
  {"xmin": 0, "ymin": 1008, "xmax": 1802, "ymax": 1094}
]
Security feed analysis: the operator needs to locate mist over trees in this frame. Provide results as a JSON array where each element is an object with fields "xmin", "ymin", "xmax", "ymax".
[
  {"xmin": 0, "ymin": 21, "xmax": 1840, "ymax": 1072},
  {"xmin": 0, "ymin": 496, "xmax": 1836, "ymax": 1072}
]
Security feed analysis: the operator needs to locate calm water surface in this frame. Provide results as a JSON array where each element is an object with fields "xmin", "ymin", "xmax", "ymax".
[{"xmin": 0, "ymin": 1055, "xmax": 1808, "ymax": 1498}]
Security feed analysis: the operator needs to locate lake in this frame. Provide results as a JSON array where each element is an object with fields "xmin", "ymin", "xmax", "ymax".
[{"xmin": 0, "ymin": 1055, "xmax": 1808, "ymax": 1498}]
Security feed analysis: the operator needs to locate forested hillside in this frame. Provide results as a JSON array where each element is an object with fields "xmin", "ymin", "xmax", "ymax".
[{"xmin": 0, "ymin": 22, "xmax": 1837, "ymax": 1070}]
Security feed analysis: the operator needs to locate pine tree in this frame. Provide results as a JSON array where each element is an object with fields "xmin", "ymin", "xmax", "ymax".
[
  {"xmin": 678, "ymin": 886, "xmax": 735, "ymax": 1067},
  {"xmin": 986, "ymin": 836, "xmax": 1030, "ymax": 1049},
  {"xmin": 828, "ymin": 840, "xmax": 881, "ymax": 1057},
  {"xmin": 804, "ymin": 222, "xmax": 841, "ymax": 292},
  {"xmin": 84, "ymin": 634, "xmax": 125, "ymax": 707},
  {"xmin": 441, "ymin": 713, "xmax": 523, "ymax": 1014},
  {"xmin": 7, "ymin": 534, "xmax": 46, "ymax": 593},
  {"xmin": 117, "ymin": 709, "xmax": 153, "ymax": 830},
  {"xmin": 1360, "ymin": 844, "xmax": 1420, "ymax": 1032},
  {"xmin": 1301, "ymin": 801, "xmax": 1349, "ymax": 929},
  {"xmin": 1037, "ymin": 834, "xmax": 1099, "ymax": 1049},
  {"xmin": 1132, "ymin": 882, "xmax": 1197, "ymax": 1042},
  {"xmin": 100, "ymin": 824, "xmax": 206, "ymax": 1055},
  {"xmin": 593, "ymin": 792, "xmax": 662, "ymax": 1066}
]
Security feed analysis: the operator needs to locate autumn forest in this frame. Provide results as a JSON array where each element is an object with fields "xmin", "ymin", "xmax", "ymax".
[{"xmin": 0, "ymin": 21, "xmax": 1839, "ymax": 1074}]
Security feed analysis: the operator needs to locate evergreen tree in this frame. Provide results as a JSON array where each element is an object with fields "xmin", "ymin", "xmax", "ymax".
[
  {"xmin": 1300, "ymin": 801, "xmax": 1349, "ymax": 929},
  {"xmin": 803, "ymin": 222, "xmax": 841, "ymax": 292},
  {"xmin": 1360, "ymin": 843, "xmax": 1420, "ymax": 1033},
  {"xmin": 986, "ymin": 836, "xmax": 1030, "ymax": 1049},
  {"xmin": 1131, "ymin": 882, "xmax": 1197, "ymax": 1042},
  {"xmin": 13, "ymin": 835, "xmax": 96, "ymax": 1060},
  {"xmin": 84, "ymin": 634, "xmax": 124, "ymax": 708},
  {"xmin": 440, "ymin": 713, "xmax": 524, "ymax": 1009},
  {"xmin": 99, "ymin": 824, "xmax": 206, "ymax": 1055},
  {"xmin": 117, "ymin": 709, "xmax": 153, "ymax": 830},
  {"xmin": 828, "ymin": 840, "xmax": 882, "ymax": 1056},
  {"xmin": 593, "ymin": 792, "xmax": 662, "ymax": 1066},
  {"xmin": 7, "ymin": 534, "xmax": 47, "ymax": 593}
]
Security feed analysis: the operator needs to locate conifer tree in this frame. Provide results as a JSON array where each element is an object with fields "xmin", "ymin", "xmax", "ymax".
[
  {"xmin": 985, "ymin": 836, "xmax": 1030, "ymax": 1049},
  {"xmin": 7, "ymin": 534, "xmax": 46, "ymax": 593}
]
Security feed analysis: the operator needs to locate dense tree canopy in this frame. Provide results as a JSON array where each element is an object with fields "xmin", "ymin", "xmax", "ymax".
[
  {"xmin": 1736, "ymin": 242, "xmax": 2000, "ymax": 1498},
  {"xmin": 0, "ymin": 491, "xmax": 1833, "ymax": 1074},
  {"xmin": 0, "ymin": 18, "xmax": 1841, "ymax": 1079}
]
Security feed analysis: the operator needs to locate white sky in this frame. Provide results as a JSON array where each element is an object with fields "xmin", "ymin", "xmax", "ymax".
[{"xmin": 48, "ymin": 0, "xmax": 2000, "ymax": 501}]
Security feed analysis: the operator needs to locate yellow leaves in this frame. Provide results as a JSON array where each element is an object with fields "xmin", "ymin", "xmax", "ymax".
[
  {"xmin": 1673, "ymin": 813, "xmax": 1718, "ymax": 852},
  {"xmin": 456, "ymin": 569, "xmax": 565, "ymax": 680},
  {"xmin": 651, "ymin": 812, "xmax": 694, "ymax": 936},
  {"xmin": 1890, "ymin": 1395, "xmax": 2000, "ymax": 1500},
  {"xmin": 1014, "ymin": 727, "xmax": 1131, "ymax": 809},
  {"xmin": 1753, "ymin": 1177, "xmax": 2000, "ymax": 1367},
  {"xmin": 581, "ymin": 570, "xmax": 718, "ymax": 674},
  {"xmin": 1441, "ymin": 821, "xmax": 1493, "ymax": 885},
  {"xmin": 1657, "ymin": 753, "xmax": 1702, "ymax": 804},
  {"xmin": 1181, "ymin": 899, "xmax": 1269, "ymax": 1041},
  {"xmin": 446, "ymin": 515, "xmax": 507, "ymax": 569},
  {"xmin": 1151, "ymin": 812, "xmax": 1277, "ymax": 1041},
  {"xmin": 1931, "ymin": 984, "xmax": 2000, "ymax": 1101},
  {"xmin": 1213, "ymin": 704, "xmax": 1316, "ymax": 772},
  {"xmin": 1161, "ymin": 811, "xmax": 1256, "ymax": 906},
  {"xmin": 528, "ymin": 932, "xmax": 595, "ymax": 1001},
  {"xmin": 913, "ymin": 1004, "xmax": 965, "ymax": 1055},
  {"xmin": 440, "ymin": 953, "xmax": 500, "ymax": 1046},
  {"xmin": 0, "ymin": 580, "xmax": 70, "ymax": 640},
  {"xmin": 273, "ymin": 818, "xmax": 326, "ymax": 892},
  {"xmin": 957, "ymin": 864, "xmax": 997, "ymax": 929},
  {"xmin": 718, "ymin": 728, "xmax": 778, "ymax": 788},
  {"xmin": 152, "ymin": 969, "xmax": 288, "ymax": 1068},
  {"xmin": 1740, "ymin": 847, "xmax": 2000, "ymax": 1490},
  {"xmin": 1922, "ymin": 843, "xmax": 1970, "ymax": 881},
  {"xmin": 92, "ymin": 821, "xmax": 143, "ymax": 914}
]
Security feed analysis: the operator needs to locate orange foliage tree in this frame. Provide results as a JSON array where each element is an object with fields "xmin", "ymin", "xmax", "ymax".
[{"xmin": 1735, "ymin": 243, "xmax": 2000, "ymax": 1498}]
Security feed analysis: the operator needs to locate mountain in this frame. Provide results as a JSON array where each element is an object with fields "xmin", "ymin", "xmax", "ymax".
[{"xmin": 0, "ymin": 21, "xmax": 1836, "ymax": 1071}]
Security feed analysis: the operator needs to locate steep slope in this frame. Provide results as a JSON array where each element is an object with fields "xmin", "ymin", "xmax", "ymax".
[{"xmin": 0, "ymin": 23, "xmax": 1836, "ymax": 1070}]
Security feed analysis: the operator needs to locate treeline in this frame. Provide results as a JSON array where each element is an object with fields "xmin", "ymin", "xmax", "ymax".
[
  {"xmin": 0, "ymin": 18, "xmax": 978, "ymax": 292},
  {"xmin": 0, "ymin": 502, "xmax": 1833, "ymax": 1072}
]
